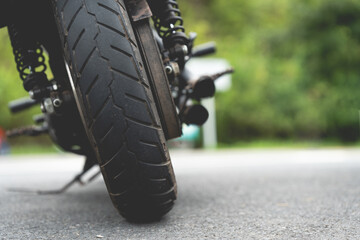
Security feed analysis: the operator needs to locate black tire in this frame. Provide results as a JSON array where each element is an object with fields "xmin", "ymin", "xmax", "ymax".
[{"xmin": 51, "ymin": 0, "xmax": 177, "ymax": 221}]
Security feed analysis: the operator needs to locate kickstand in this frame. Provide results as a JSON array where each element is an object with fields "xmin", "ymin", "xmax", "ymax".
[{"xmin": 8, "ymin": 155, "xmax": 101, "ymax": 195}]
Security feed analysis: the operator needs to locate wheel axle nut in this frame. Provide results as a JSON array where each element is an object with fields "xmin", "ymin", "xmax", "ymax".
[
  {"xmin": 165, "ymin": 65, "xmax": 173, "ymax": 75},
  {"xmin": 53, "ymin": 98, "xmax": 62, "ymax": 108}
]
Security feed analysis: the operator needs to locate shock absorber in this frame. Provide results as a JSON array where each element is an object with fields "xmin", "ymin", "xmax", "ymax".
[
  {"xmin": 7, "ymin": 23, "xmax": 49, "ymax": 92},
  {"xmin": 149, "ymin": 0, "xmax": 190, "ymax": 65}
]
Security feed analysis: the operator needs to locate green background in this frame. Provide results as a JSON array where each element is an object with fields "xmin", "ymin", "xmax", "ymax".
[{"xmin": 1, "ymin": 0, "xmax": 360, "ymax": 150}]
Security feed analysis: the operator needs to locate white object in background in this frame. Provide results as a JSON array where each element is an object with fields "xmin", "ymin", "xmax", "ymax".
[{"xmin": 202, "ymin": 98, "xmax": 217, "ymax": 148}]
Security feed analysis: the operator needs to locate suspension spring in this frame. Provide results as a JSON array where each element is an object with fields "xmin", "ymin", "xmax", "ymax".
[
  {"xmin": 150, "ymin": 0, "xmax": 188, "ymax": 50},
  {"xmin": 8, "ymin": 23, "xmax": 48, "ymax": 92}
]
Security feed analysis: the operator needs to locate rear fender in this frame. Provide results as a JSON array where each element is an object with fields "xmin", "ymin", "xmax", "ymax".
[
  {"xmin": 125, "ymin": 0, "xmax": 152, "ymax": 22},
  {"xmin": 0, "ymin": 1, "xmax": 31, "ymax": 28},
  {"xmin": 0, "ymin": 2, "xmax": 14, "ymax": 28}
]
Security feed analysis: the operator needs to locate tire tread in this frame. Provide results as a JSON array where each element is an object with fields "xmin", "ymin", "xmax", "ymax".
[{"xmin": 52, "ymin": 0, "xmax": 176, "ymax": 221}]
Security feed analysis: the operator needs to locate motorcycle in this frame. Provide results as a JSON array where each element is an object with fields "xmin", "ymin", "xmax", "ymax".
[{"xmin": 1, "ymin": 0, "xmax": 233, "ymax": 221}]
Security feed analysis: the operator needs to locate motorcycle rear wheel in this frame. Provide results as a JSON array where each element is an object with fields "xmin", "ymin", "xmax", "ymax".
[{"xmin": 51, "ymin": 0, "xmax": 177, "ymax": 222}]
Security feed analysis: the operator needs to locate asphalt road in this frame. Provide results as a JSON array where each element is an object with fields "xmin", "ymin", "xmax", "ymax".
[{"xmin": 0, "ymin": 149, "xmax": 359, "ymax": 239}]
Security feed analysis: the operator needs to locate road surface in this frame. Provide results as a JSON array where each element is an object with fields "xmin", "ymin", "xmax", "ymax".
[{"xmin": 0, "ymin": 149, "xmax": 359, "ymax": 239}]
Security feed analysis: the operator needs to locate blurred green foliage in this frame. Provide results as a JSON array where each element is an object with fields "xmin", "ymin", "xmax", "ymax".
[
  {"xmin": 181, "ymin": 0, "xmax": 360, "ymax": 143},
  {"xmin": 0, "ymin": 29, "xmax": 37, "ymax": 130},
  {"xmin": 0, "ymin": 0, "xmax": 360, "ymax": 146},
  {"xmin": 0, "ymin": 28, "xmax": 52, "ymax": 146}
]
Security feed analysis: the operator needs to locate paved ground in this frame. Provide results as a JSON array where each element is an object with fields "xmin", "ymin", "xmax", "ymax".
[{"xmin": 0, "ymin": 149, "xmax": 359, "ymax": 239}]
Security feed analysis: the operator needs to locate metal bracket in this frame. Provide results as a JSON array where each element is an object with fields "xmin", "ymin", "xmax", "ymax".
[
  {"xmin": 133, "ymin": 19, "xmax": 182, "ymax": 139},
  {"xmin": 125, "ymin": 0, "xmax": 152, "ymax": 22}
]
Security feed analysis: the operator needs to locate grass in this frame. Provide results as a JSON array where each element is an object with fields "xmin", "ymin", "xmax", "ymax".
[
  {"xmin": 217, "ymin": 140, "xmax": 360, "ymax": 149},
  {"xmin": 3, "ymin": 140, "xmax": 360, "ymax": 156},
  {"xmin": 7, "ymin": 144, "xmax": 60, "ymax": 155}
]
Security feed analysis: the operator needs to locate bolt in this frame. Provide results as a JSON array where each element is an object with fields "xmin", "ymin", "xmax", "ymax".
[
  {"xmin": 182, "ymin": 45, "xmax": 189, "ymax": 55},
  {"xmin": 53, "ymin": 98, "xmax": 62, "ymax": 108},
  {"xmin": 40, "ymin": 103, "xmax": 46, "ymax": 113},
  {"xmin": 52, "ymin": 82, "xmax": 58, "ymax": 91},
  {"xmin": 165, "ymin": 65, "xmax": 173, "ymax": 75},
  {"xmin": 29, "ymin": 90, "xmax": 35, "ymax": 99},
  {"xmin": 172, "ymin": 91, "xmax": 178, "ymax": 99},
  {"xmin": 44, "ymin": 98, "xmax": 55, "ymax": 113}
]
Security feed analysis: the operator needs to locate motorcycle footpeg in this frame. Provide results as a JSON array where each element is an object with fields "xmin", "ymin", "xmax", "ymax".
[
  {"xmin": 190, "ymin": 76, "xmax": 216, "ymax": 100},
  {"xmin": 181, "ymin": 104, "xmax": 209, "ymax": 126},
  {"xmin": 186, "ymin": 68, "xmax": 234, "ymax": 99},
  {"xmin": 8, "ymin": 97, "xmax": 38, "ymax": 113},
  {"xmin": 191, "ymin": 42, "xmax": 217, "ymax": 57},
  {"xmin": 33, "ymin": 114, "xmax": 46, "ymax": 124},
  {"xmin": 6, "ymin": 125, "xmax": 48, "ymax": 138},
  {"xmin": 210, "ymin": 68, "xmax": 234, "ymax": 81}
]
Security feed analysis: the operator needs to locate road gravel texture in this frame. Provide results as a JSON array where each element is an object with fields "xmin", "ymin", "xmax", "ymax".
[{"xmin": 0, "ymin": 149, "xmax": 359, "ymax": 239}]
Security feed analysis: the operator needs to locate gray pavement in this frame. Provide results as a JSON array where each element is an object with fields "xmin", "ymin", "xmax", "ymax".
[{"xmin": 0, "ymin": 149, "xmax": 360, "ymax": 239}]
